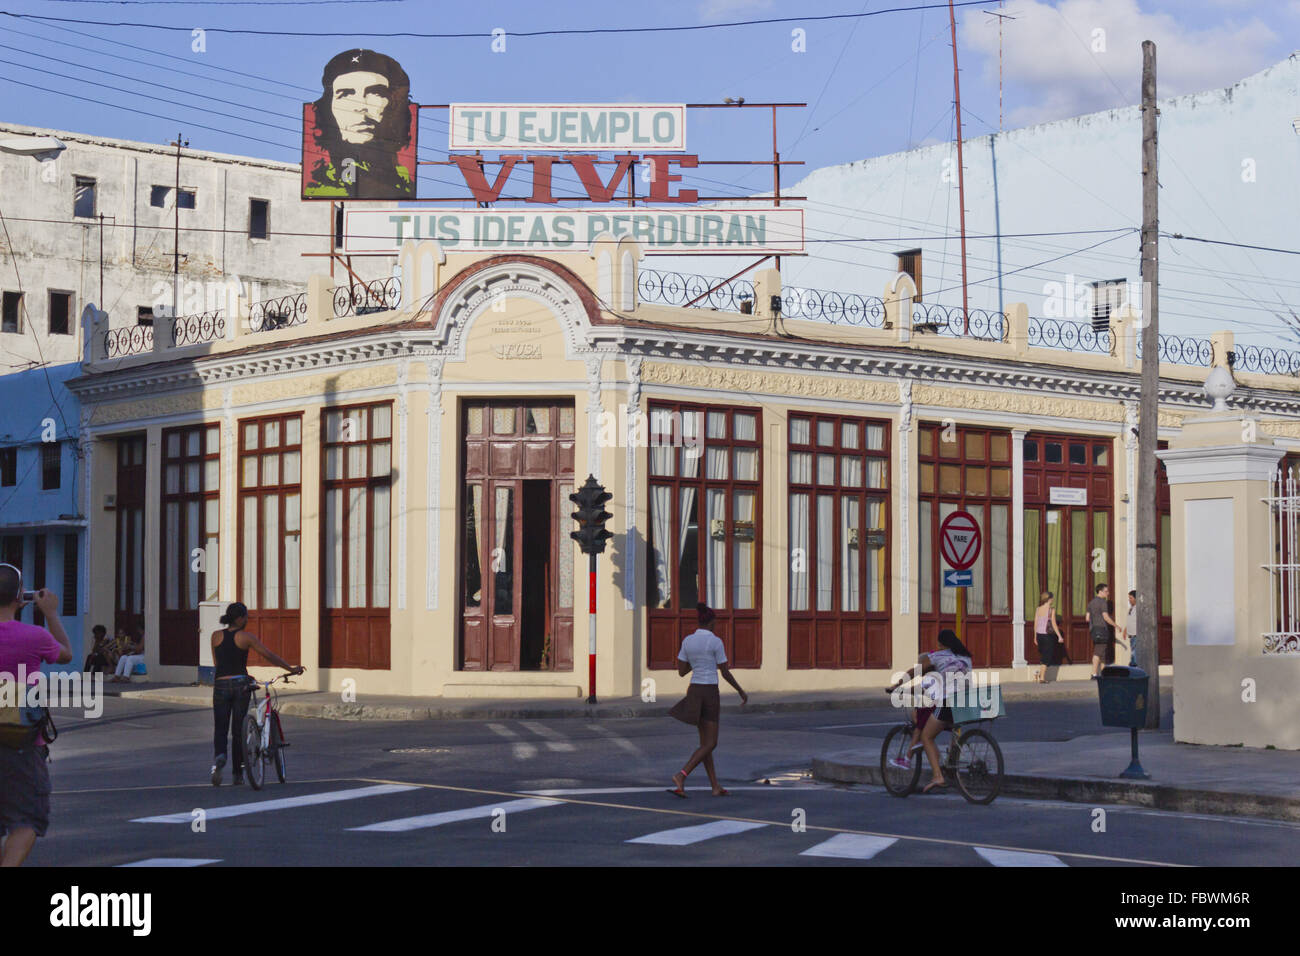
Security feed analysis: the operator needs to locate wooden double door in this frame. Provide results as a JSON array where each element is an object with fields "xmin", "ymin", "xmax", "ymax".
[{"xmin": 460, "ymin": 400, "xmax": 576, "ymax": 671}]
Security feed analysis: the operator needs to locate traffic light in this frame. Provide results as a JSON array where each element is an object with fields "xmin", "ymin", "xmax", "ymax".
[{"xmin": 570, "ymin": 475, "xmax": 613, "ymax": 555}]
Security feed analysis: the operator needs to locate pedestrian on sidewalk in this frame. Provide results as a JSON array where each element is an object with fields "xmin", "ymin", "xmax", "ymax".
[
  {"xmin": 210, "ymin": 602, "xmax": 304, "ymax": 786},
  {"xmin": 1120, "ymin": 589, "xmax": 1138, "ymax": 666},
  {"xmin": 1032, "ymin": 591, "xmax": 1065, "ymax": 683},
  {"xmin": 0, "ymin": 565, "xmax": 72, "ymax": 867},
  {"xmin": 82, "ymin": 624, "xmax": 114, "ymax": 675},
  {"xmin": 1087, "ymin": 584, "xmax": 1119, "ymax": 679},
  {"xmin": 109, "ymin": 625, "xmax": 145, "ymax": 683},
  {"xmin": 667, "ymin": 602, "xmax": 747, "ymax": 798}
]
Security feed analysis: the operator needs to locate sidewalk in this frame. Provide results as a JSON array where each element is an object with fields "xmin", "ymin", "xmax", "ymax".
[
  {"xmin": 109, "ymin": 675, "xmax": 1101, "ymax": 721},
  {"xmin": 814, "ymin": 729, "xmax": 1300, "ymax": 823}
]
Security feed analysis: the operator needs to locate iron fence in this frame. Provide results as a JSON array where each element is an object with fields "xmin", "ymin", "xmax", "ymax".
[
  {"xmin": 333, "ymin": 276, "xmax": 401, "ymax": 318},
  {"xmin": 248, "ymin": 292, "xmax": 308, "ymax": 332},
  {"xmin": 171, "ymin": 311, "xmax": 225, "ymax": 347},
  {"xmin": 104, "ymin": 325, "xmax": 153, "ymax": 358},
  {"xmin": 1028, "ymin": 315, "xmax": 1112, "ymax": 354}
]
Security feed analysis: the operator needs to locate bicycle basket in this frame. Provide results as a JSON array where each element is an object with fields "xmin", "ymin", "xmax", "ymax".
[{"xmin": 947, "ymin": 682, "xmax": 1004, "ymax": 723}]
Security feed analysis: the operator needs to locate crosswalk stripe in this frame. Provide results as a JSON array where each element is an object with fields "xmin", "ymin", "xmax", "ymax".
[
  {"xmin": 626, "ymin": 819, "xmax": 768, "ymax": 846},
  {"xmin": 588, "ymin": 725, "xmax": 643, "ymax": 755},
  {"xmin": 131, "ymin": 784, "xmax": 418, "ymax": 823},
  {"xmin": 800, "ymin": 834, "xmax": 899, "ymax": 860},
  {"xmin": 519, "ymin": 721, "xmax": 576, "ymax": 752},
  {"xmin": 486, "ymin": 723, "xmax": 538, "ymax": 759},
  {"xmin": 116, "ymin": 858, "xmax": 221, "ymax": 867},
  {"xmin": 974, "ymin": 847, "xmax": 1068, "ymax": 867},
  {"xmin": 348, "ymin": 796, "xmax": 560, "ymax": 832}
]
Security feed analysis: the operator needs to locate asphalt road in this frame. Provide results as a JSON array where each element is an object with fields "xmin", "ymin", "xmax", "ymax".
[{"xmin": 29, "ymin": 694, "xmax": 1294, "ymax": 868}]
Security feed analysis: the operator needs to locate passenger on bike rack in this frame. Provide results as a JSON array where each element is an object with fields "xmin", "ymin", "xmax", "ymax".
[
  {"xmin": 210, "ymin": 602, "xmax": 305, "ymax": 786},
  {"xmin": 885, "ymin": 629, "xmax": 973, "ymax": 795}
]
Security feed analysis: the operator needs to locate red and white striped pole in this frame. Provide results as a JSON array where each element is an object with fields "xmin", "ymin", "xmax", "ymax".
[{"xmin": 587, "ymin": 552, "xmax": 597, "ymax": 704}]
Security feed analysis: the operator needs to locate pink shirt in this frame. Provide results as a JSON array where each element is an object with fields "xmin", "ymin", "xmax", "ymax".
[
  {"xmin": 1034, "ymin": 606, "xmax": 1052, "ymax": 635},
  {"xmin": 0, "ymin": 620, "xmax": 63, "ymax": 682}
]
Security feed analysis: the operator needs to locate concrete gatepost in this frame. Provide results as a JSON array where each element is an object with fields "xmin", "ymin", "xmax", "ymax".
[
  {"xmin": 753, "ymin": 267, "xmax": 782, "ymax": 319},
  {"xmin": 883, "ymin": 273, "xmax": 915, "ymax": 342},
  {"xmin": 1157, "ymin": 405, "xmax": 1295, "ymax": 749},
  {"xmin": 307, "ymin": 274, "xmax": 334, "ymax": 325},
  {"xmin": 1111, "ymin": 306, "xmax": 1137, "ymax": 368},
  {"xmin": 1006, "ymin": 303, "xmax": 1029, "ymax": 355}
]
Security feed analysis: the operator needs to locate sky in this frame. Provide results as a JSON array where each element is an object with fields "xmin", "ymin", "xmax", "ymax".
[{"xmin": 0, "ymin": 0, "xmax": 1297, "ymax": 341}]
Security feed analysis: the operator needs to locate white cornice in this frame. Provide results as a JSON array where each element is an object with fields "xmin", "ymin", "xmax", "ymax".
[{"xmin": 1157, "ymin": 443, "xmax": 1286, "ymax": 484}]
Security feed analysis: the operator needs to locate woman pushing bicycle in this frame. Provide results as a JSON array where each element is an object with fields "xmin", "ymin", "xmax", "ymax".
[
  {"xmin": 210, "ymin": 602, "xmax": 304, "ymax": 786},
  {"xmin": 885, "ymin": 628, "xmax": 973, "ymax": 795}
]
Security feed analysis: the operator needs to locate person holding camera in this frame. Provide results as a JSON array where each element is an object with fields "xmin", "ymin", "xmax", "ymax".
[
  {"xmin": 210, "ymin": 602, "xmax": 304, "ymax": 786},
  {"xmin": 0, "ymin": 564, "xmax": 71, "ymax": 867}
]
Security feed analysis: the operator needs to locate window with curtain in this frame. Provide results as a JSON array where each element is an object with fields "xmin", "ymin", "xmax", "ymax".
[
  {"xmin": 238, "ymin": 414, "xmax": 303, "ymax": 614},
  {"xmin": 161, "ymin": 423, "xmax": 219, "ymax": 614},
  {"xmin": 322, "ymin": 403, "xmax": 392, "ymax": 612},
  {"xmin": 647, "ymin": 402, "xmax": 761, "ymax": 666}
]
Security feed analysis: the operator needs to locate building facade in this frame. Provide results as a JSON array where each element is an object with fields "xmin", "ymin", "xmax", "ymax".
[{"xmin": 63, "ymin": 239, "xmax": 1300, "ymax": 698}]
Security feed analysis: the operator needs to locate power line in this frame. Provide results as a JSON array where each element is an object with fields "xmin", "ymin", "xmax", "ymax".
[
  {"xmin": 1163, "ymin": 233, "xmax": 1300, "ymax": 258},
  {"xmin": 4, "ymin": 2, "xmax": 1008, "ymax": 39}
]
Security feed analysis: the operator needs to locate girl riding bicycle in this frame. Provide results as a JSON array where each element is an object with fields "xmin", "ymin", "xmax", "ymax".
[
  {"xmin": 885, "ymin": 628, "xmax": 973, "ymax": 795},
  {"xmin": 210, "ymin": 602, "xmax": 304, "ymax": 786}
]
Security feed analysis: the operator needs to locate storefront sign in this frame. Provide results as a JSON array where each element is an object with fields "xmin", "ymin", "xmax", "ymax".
[
  {"xmin": 343, "ymin": 207, "xmax": 805, "ymax": 255},
  {"xmin": 450, "ymin": 104, "xmax": 687, "ymax": 151},
  {"xmin": 1048, "ymin": 487, "xmax": 1088, "ymax": 506}
]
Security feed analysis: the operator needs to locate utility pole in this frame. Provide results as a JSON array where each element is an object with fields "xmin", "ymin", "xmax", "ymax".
[
  {"xmin": 1137, "ymin": 41, "xmax": 1161, "ymax": 728},
  {"xmin": 170, "ymin": 133, "xmax": 188, "ymax": 317},
  {"xmin": 947, "ymin": 0, "xmax": 970, "ymax": 333}
]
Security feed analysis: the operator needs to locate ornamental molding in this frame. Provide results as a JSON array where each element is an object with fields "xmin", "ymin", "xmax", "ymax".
[
  {"xmin": 230, "ymin": 366, "xmax": 399, "ymax": 406},
  {"xmin": 433, "ymin": 262, "xmax": 596, "ymax": 363},
  {"xmin": 641, "ymin": 361, "xmax": 899, "ymax": 404}
]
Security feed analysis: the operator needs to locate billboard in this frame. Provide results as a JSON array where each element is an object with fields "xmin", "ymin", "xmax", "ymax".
[
  {"xmin": 302, "ymin": 49, "xmax": 418, "ymax": 200},
  {"xmin": 342, "ymin": 207, "xmax": 805, "ymax": 255},
  {"xmin": 449, "ymin": 104, "xmax": 687, "ymax": 151}
]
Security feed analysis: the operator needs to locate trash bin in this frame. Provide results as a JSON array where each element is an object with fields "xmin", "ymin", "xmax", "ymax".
[{"xmin": 1097, "ymin": 665, "xmax": 1148, "ymax": 729}]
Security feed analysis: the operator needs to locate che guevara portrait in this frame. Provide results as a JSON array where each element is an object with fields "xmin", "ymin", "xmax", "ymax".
[{"xmin": 302, "ymin": 48, "xmax": 418, "ymax": 200}]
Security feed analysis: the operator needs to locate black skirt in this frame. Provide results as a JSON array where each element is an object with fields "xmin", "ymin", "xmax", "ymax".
[{"xmin": 668, "ymin": 683, "xmax": 721, "ymax": 726}]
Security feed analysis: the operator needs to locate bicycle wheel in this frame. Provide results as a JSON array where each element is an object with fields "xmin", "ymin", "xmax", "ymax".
[
  {"xmin": 243, "ymin": 713, "xmax": 265, "ymax": 791},
  {"xmin": 952, "ymin": 728, "xmax": 1004, "ymax": 804},
  {"xmin": 271, "ymin": 715, "xmax": 287, "ymax": 784},
  {"xmin": 880, "ymin": 724, "xmax": 922, "ymax": 797}
]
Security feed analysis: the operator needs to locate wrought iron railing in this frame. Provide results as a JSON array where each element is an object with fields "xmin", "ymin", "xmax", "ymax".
[
  {"xmin": 248, "ymin": 292, "xmax": 308, "ymax": 333},
  {"xmin": 333, "ymin": 276, "xmax": 401, "ymax": 318},
  {"xmin": 1264, "ymin": 470, "xmax": 1300, "ymax": 655},
  {"xmin": 1028, "ymin": 315, "xmax": 1112, "ymax": 354},
  {"xmin": 171, "ymin": 311, "xmax": 225, "ymax": 347},
  {"xmin": 104, "ymin": 325, "xmax": 153, "ymax": 358},
  {"xmin": 1137, "ymin": 333, "xmax": 1214, "ymax": 368},
  {"xmin": 783, "ymin": 287, "xmax": 886, "ymax": 326},
  {"xmin": 637, "ymin": 269, "xmax": 754, "ymax": 312},
  {"xmin": 912, "ymin": 301, "xmax": 1006, "ymax": 342},
  {"xmin": 1233, "ymin": 344, "xmax": 1300, "ymax": 377}
]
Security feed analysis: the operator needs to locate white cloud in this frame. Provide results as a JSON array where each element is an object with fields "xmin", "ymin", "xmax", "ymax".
[{"xmin": 963, "ymin": 0, "xmax": 1279, "ymax": 127}]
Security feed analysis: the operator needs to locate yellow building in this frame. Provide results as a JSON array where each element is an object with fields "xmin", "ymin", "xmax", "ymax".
[{"xmin": 67, "ymin": 241, "xmax": 1300, "ymax": 699}]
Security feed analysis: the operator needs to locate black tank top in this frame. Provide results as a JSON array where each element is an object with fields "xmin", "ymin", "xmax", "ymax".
[{"xmin": 214, "ymin": 627, "xmax": 250, "ymax": 679}]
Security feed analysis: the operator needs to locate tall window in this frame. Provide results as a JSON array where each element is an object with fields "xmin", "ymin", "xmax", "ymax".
[
  {"xmin": 0, "ymin": 448, "xmax": 15, "ymax": 486},
  {"xmin": 897, "ymin": 249, "xmax": 922, "ymax": 299},
  {"xmin": 137, "ymin": 306, "xmax": 155, "ymax": 327},
  {"xmin": 48, "ymin": 291, "xmax": 72, "ymax": 336},
  {"xmin": 62, "ymin": 533, "xmax": 78, "ymax": 617},
  {"xmin": 32, "ymin": 536, "xmax": 46, "ymax": 627},
  {"xmin": 647, "ymin": 402, "xmax": 762, "ymax": 668},
  {"xmin": 1091, "ymin": 278, "xmax": 1126, "ymax": 333},
  {"xmin": 919, "ymin": 424, "xmax": 1014, "ymax": 666},
  {"xmin": 239, "ymin": 414, "xmax": 302, "ymax": 662},
  {"xmin": 321, "ymin": 403, "xmax": 392, "ymax": 669},
  {"xmin": 160, "ymin": 424, "xmax": 220, "ymax": 664},
  {"xmin": 249, "ymin": 199, "xmax": 270, "ymax": 240},
  {"xmin": 40, "ymin": 443, "xmax": 60, "ymax": 490},
  {"xmin": 2, "ymin": 291, "xmax": 22, "ymax": 334},
  {"xmin": 788, "ymin": 414, "xmax": 891, "ymax": 668},
  {"xmin": 73, "ymin": 177, "xmax": 96, "ymax": 219}
]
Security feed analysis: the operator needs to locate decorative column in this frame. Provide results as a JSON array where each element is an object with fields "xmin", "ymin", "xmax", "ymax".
[
  {"xmin": 396, "ymin": 358, "xmax": 409, "ymax": 611},
  {"xmin": 585, "ymin": 356, "xmax": 604, "ymax": 480},
  {"xmin": 624, "ymin": 357, "xmax": 642, "ymax": 611},
  {"xmin": 1011, "ymin": 428, "xmax": 1027, "ymax": 668},
  {"xmin": 425, "ymin": 356, "xmax": 445, "ymax": 611},
  {"xmin": 897, "ymin": 379, "xmax": 913, "ymax": 615}
]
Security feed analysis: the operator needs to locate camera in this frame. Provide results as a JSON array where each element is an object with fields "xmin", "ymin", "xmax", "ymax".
[{"xmin": 21, "ymin": 590, "xmax": 36, "ymax": 603}]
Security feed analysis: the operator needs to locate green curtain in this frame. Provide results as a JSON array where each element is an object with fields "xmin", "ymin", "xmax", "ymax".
[{"xmin": 1024, "ymin": 509, "xmax": 1040, "ymax": 620}]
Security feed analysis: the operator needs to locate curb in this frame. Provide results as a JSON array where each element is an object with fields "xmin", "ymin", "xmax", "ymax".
[
  {"xmin": 115, "ymin": 683, "xmax": 1101, "ymax": 721},
  {"xmin": 811, "ymin": 754, "xmax": 1300, "ymax": 823}
]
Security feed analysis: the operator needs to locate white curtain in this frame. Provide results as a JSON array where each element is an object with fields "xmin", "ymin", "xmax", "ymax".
[
  {"xmin": 204, "ymin": 498, "xmax": 219, "ymax": 601},
  {"xmin": 733, "ymin": 491, "xmax": 755, "ymax": 609},
  {"xmin": 681, "ymin": 412, "xmax": 702, "ymax": 476},
  {"xmin": 323, "ymin": 488, "xmax": 341, "ymax": 608},
  {"xmin": 241, "ymin": 497, "xmax": 258, "ymax": 610},
  {"xmin": 790, "ymin": 493, "xmax": 809, "ymax": 611},
  {"xmin": 284, "ymin": 492, "xmax": 301, "ymax": 611},
  {"xmin": 650, "ymin": 485, "xmax": 672, "ymax": 607},
  {"xmin": 866, "ymin": 498, "xmax": 886, "ymax": 612},
  {"xmin": 494, "ymin": 485, "xmax": 512, "ymax": 614},
  {"xmin": 707, "ymin": 489, "xmax": 726, "ymax": 608},
  {"xmin": 262, "ymin": 495, "xmax": 279, "ymax": 609},
  {"xmin": 678, "ymin": 487, "xmax": 697, "ymax": 606},
  {"xmin": 841, "ymin": 497, "xmax": 860, "ymax": 613},
  {"xmin": 967, "ymin": 504, "xmax": 986, "ymax": 615},
  {"xmin": 164, "ymin": 502, "xmax": 180, "ymax": 610},
  {"xmin": 816, "ymin": 495, "xmax": 833, "ymax": 611},
  {"xmin": 649, "ymin": 409, "xmax": 674, "ymax": 476},
  {"xmin": 990, "ymin": 504, "xmax": 1009, "ymax": 616},
  {"xmin": 372, "ymin": 484, "xmax": 390, "ymax": 609},
  {"xmin": 939, "ymin": 502, "xmax": 957, "ymax": 614},
  {"xmin": 919, "ymin": 505, "xmax": 933, "ymax": 614}
]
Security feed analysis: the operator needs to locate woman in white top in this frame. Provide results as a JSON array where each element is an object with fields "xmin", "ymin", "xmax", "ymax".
[{"xmin": 667, "ymin": 603, "xmax": 748, "ymax": 797}]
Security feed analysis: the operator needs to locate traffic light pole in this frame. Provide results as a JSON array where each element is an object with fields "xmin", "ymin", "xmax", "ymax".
[{"xmin": 588, "ymin": 553, "xmax": 597, "ymax": 705}]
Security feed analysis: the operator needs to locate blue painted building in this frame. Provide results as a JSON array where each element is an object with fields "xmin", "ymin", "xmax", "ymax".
[{"xmin": 0, "ymin": 361, "xmax": 88, "ymax": 671}]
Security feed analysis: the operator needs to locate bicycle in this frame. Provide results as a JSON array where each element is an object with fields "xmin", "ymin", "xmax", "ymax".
[
  {"xmin": 243, "ymin": 672, "xmax": 300, "ymax": 790},
  {"xmin": 879, "ymin": 687, "xmax": 1005, "ymax": 805}
]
